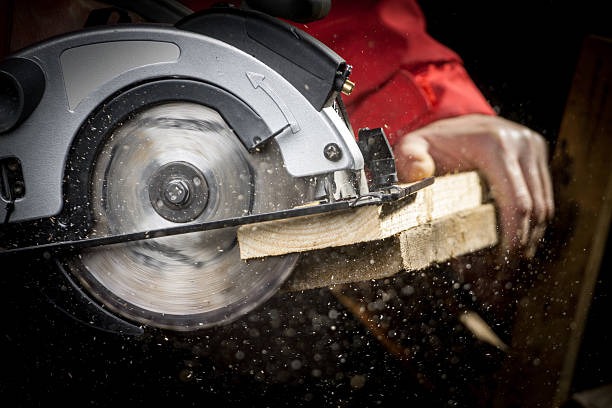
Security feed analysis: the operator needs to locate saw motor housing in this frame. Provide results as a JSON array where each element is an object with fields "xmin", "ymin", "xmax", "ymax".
[{"xmin": 0, "ymin": 8, "xmax": 364, "ymax": 227}]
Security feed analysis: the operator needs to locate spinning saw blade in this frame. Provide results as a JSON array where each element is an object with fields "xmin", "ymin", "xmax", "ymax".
[{"xmin": 62, "ymin": 102, "xmax": 312, "ymax": 331}]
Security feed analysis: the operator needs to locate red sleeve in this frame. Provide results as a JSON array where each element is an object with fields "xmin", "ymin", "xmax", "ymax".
[{"xmin": 299, "ymin": 0, "xmax": 495, "ymax": 146}]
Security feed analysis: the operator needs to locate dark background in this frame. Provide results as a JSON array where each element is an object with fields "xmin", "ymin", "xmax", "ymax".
[
  {"xmin": 421, "ymin": 0, "xmax": 611, "ymax": 143},
  {"xmin": 1, "ymin": 0, "xmax": 612, "ymax": 406},
  {"xmin": 419, "ymin": 0, "xmax": 612, "ymax": 396}
]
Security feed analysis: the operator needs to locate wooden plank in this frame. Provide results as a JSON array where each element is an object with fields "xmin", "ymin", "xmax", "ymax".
[
  {"xmin": 239, "ymin": 171, "xmax": 483, "ymax": 259},
  {"xmin": 398, "ymin": 203, "xmax": 498, "ymax": 271},
  {"xmin": 282, "ymin": 204, "xmax": 497, "ymax": 292},
  {"xmin": 494, "ymin": 36, "xmax": 612, "ymax": 408}
]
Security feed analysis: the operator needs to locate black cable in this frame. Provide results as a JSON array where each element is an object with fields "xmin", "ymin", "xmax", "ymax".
[
  {"xmin": 4, "ymin": 201, "xmax": 14, "ymax": 224},
  {"xmin": 1, "ymin": 163, "xmax": 14, "ymax": 224}
]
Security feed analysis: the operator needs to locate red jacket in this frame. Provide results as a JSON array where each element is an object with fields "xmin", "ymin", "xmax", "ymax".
[{"xmin": 182, "ymin": 0, "xmax": 495, "ymax": 145}]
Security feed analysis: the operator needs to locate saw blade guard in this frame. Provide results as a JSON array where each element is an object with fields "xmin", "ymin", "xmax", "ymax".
[{"xmin": 0, "ymin": 22, "xmax": 364, "ymax": 224}]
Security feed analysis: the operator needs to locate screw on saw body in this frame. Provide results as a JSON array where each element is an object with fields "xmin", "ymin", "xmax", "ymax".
[{"xmin": 324, "ymin": 143, "xmax": 343, "ymax": 161}]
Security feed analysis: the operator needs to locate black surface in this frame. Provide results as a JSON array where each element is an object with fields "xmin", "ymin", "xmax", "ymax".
[
  {"xmin": 84, "ymin": 7, "xmax": 132, "ymax": 27},
  {"xmin": 419, "ymin": 0, "xmax": 612, "ymax": 147},
  {"xmin": 245, "ymin": 0, "xmax": 331, "ymax": 23},
  {"xmin": 104, "ymin": 0, "xmax": 192, "ymax": 24},
  {"xmin": 39, "ymin": 258, "xmax": 144, "ymax": 335},
  {"xmin": 0, "ymin": 254, "xmax": 505, "ymax": 407},
  {"xmin": 177, "ymin": 7, "xmax": 348, "ymax": 111},
  {"xmin": 571, "ymin": 229, "xmax": 612, "ymax": 393}
]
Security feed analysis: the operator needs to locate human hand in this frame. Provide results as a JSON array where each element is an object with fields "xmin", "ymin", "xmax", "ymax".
[{"xmin": 393, "ymin": 114, "xmax": 554, "ymax": 259}]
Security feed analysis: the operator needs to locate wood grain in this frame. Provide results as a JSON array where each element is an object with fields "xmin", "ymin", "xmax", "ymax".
[
  {"xmin": 282, "ymin": 204, "xmax": 498, "ymax": 292},
  {"xmin": 239, "ymin": 172, "xmax": 484, "ymax": 259}
]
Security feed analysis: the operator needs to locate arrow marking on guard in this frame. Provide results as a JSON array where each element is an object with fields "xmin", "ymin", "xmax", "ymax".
[{"xmin": 246, "ymin": 72, "xmax": 300, "ymax": 133}]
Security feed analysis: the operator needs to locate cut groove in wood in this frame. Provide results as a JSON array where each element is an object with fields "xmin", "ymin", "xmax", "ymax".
[{"xmin": 239, "ymin": 172, "xmax": 484, "ymax": 260}]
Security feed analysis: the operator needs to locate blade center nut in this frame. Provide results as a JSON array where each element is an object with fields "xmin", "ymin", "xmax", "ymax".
[
  {"xmin": 148, "ymin": 161, "xmax": 209, "ymax": 223},
  {"xmin": 164, "ymin": 179, "xmax": 190, "ymax": 205}
]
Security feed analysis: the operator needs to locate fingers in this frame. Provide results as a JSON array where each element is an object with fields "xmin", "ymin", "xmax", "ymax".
[
  {"xmin": 535, "ymin": 136, "xmax": 555, "ymax": 220},
  {"xmin": 518, "ymin": 133, "xmax": 547, "ymax": 224},
  {"xmin": 394, "ymin": 115, "xmax": 555, "ymax": 262},
  {"xmin": 517, "ymin": 132, "xmax": 554, "ymax": 257},
  {"xmin": 518, "ymin": 131, "xmax": 548, "ymax": 256},
  {"xmin": 526, "ymin": 224, "xmax": 547, "ymax": 258},
  {"xmin": 393, "ymin": 134, "xmax": 435, "ymax": 183},
  {"xmin": 480, "ymin": 143, "xmax": 532, "ymax": 256}
]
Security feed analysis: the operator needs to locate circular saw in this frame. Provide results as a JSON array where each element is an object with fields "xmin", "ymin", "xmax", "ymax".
[{"xmin": 0, "ymin": 4, "xmax": 430, "ymax": 333}]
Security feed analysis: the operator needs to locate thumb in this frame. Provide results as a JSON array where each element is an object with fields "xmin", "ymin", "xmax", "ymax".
[{"xmin": 393, "ymin": 134, "xmax": 435, "ymax": 182}]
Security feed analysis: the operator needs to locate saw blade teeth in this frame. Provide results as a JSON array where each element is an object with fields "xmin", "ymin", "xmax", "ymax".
[{"xmin": 61, "ymin": 102, "xmax": 312, "ymax": 331}]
